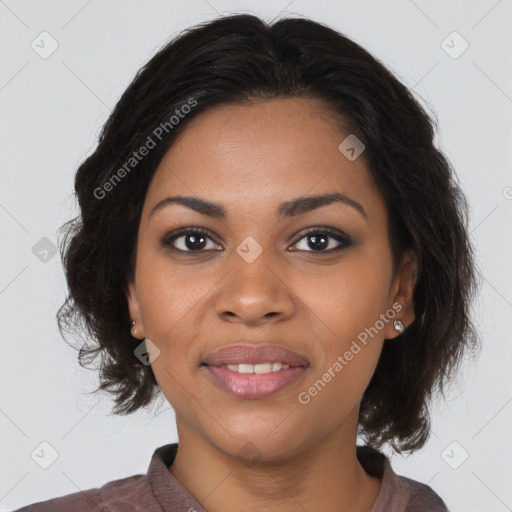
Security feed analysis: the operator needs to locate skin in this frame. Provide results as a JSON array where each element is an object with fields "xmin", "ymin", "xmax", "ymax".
[{"xmin": 127, "ymin": 97, "xmax": 417, "ymax": 512}]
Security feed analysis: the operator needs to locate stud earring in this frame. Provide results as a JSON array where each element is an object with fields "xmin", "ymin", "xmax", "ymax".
[
  {"xmin": 393, "ymin": 320, "xmax": 405, "ymax": 333},
  {"xmin": 130, "ymin": 321, "xmax": 137, "ymax": 336}
]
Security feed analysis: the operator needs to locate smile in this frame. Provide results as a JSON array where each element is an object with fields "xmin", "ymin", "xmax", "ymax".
[{"xmin": 223, "ymin": 362, "xmax": 290, "ymax": 373}]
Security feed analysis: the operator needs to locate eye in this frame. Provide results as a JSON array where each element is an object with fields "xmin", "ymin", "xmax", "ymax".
[
  {"xmin": 161, "ymin": 226, "xmax": 352, "ymax": 254},
  {"xmin": 161, "ymin": 227, "xmax": 221, "ymax": 252},
  {"xmin": 291, "ymin": 227, "xmax": 351, "ymax": 253}
]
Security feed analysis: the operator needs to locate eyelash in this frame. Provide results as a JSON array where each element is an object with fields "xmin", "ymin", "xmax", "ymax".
[{"xmin": 160, "ymin": 226, "xmax": 352, "ymax": 254}]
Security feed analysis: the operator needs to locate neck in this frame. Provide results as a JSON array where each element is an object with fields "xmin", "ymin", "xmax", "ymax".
[{"xmin": 169, "ymin": 414, "xmax": 382, "ymax": 512}]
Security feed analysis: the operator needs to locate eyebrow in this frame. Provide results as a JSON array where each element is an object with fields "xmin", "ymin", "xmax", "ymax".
[{"xmin": 149, "ymin": 192, "xmax": 367, "ymax": 221}]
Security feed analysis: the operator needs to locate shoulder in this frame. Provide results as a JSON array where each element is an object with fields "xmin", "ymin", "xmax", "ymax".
[
  {"xmin": 14, "ymin": 443, "xmax": 181, "ymax": 512},
  {"xmin": 356, "ymin": 445, "xmax": 449, "ymax": 512},
  {"xmin": 400, "ymin": 475, "xmax": 449, "ymax": 512},
  {"xmin": 14, "ymin": 487, "xmax": 102, "ymax": 511},
  {"xmin": 13, "ymin": 474, "xmax": 147, "ymax": 511}
]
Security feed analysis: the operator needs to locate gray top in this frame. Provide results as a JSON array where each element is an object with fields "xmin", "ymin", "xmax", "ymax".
[{"xmin": 15, "ymin": 443, "xmax": 449, "ymax": 511}]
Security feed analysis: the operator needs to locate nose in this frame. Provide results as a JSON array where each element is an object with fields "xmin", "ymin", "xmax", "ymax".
[{"xmin": 213, "ymin": 247, "xmax": 296, "ymax": 326}]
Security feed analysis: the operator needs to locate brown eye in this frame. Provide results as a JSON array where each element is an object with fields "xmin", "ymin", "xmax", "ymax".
[
  {"xmin": 291, "ymin": 227, "xmax": 351, "ymax": 253},
  {"xmin": 161, "ymin": 227, "xmax": 221, "ymax": 252}
]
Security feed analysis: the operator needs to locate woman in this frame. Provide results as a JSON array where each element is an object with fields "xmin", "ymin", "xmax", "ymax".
[{"xmin": 17, "ymin": 13, "xmax": 479, "ymax": 512}]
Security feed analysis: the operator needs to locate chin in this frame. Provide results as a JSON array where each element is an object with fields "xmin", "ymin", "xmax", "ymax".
[{"xmin": 206, "ymin": 424, "xmax": 309, "ymax": 465}]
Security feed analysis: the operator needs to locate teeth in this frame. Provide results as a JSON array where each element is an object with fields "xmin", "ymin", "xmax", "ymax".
[{"xmin": 224, "ymin": 362, "xmax": 291, "ymax": 374}]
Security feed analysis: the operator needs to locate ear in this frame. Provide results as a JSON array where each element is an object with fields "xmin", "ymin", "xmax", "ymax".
[
  {"xmin": 127, "ymin": 280, "xmax": 145, "ymax": 340},
  {"xmin": 385, "ymin": 250, "xmax": 418, "ymax": 340}
]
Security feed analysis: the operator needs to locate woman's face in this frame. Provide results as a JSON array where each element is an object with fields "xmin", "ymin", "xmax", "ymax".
[{"xmin": 127, "ymin": 97, "xmax": 416, "ymax": 461}]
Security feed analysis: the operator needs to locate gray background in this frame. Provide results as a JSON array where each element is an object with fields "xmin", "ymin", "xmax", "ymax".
[{"xmin": 1, "ymin": 1, "xmax": 511, "ymax": 511}]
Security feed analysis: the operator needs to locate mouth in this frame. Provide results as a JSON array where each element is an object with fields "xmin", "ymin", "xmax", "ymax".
[
  {"xmin": 203, "ymin": 361, "xmax": 296, "ymax": 373},
  {"xmin": 201, "ymin": 343, "xmax": 309, "ymax": 399}
]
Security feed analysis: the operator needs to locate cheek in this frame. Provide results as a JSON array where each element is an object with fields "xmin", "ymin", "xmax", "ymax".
[
  {"xmin": 136, "ymin": 248, "xmax": 207, "ymax": 338},
  {"xmin": 302, "ymin": 256, "xmax": 392, "ymax": 348},
  {"xmin": 134, "ymin": 270, "xmax": 208, "ymax": 404},
  {"xmin": 135, "ymin": 261, "xmax": 204, "ymax": 410},
  {"xmin": 297, "ymin": 269, "xmax": 387, "ymax": 420},
  {"xmin": 294, "ymin": 254, "xmax": 390, "ymax": 406}
]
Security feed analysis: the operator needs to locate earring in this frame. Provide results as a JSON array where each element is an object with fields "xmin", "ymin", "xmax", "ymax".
[
  {"xmin": 393, "ymin": 320, "xmax": 405, "ymax": 333},
  {"xmin": 130, "ymin": 321, "xmax": 137, "ymax": 336}
]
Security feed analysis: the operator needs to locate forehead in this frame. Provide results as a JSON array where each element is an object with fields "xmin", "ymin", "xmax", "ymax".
[{"xmin": 144, "ymin": 97, "xmax": 385, "ymax": 223}]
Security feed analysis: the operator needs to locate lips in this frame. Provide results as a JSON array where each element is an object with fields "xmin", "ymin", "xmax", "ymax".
[
  {"xmin": 201, "ymin": 344, "xmax": 310, "ymax": 399},
  {"xmin": 201, "ymin": 344, "xmax": 310, "ymax": 368}
]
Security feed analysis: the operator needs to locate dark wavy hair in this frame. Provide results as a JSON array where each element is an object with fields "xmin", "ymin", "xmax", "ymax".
[{"xmin": 56, "ymin": 13, "xmax": 481, "ymax": 453}]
